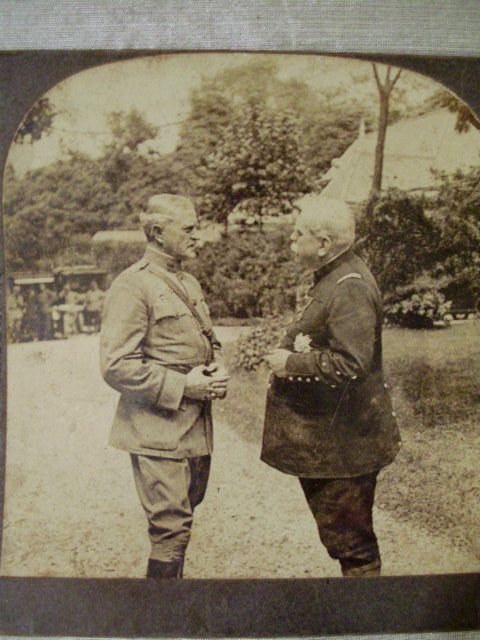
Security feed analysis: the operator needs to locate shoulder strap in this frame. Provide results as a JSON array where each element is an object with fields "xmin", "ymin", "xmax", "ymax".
[
  {"xmin": 336, "ymin": 272, "xmax": 362, "ymax": 285},
  {"xmin": 153, "ymin": 269, "xmax": 214, "ymax": 344}
]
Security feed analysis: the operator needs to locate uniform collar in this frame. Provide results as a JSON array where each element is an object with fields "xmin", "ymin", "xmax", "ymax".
[
  {"xmin": 313, "ymin": 246, "xmax": 354, "ymax": 283},
  {"xmin": 143, "ymin": 245, "xmax": 182, "ymax": 273}
]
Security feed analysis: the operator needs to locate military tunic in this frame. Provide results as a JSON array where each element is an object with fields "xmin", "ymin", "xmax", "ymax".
[
  {"xmin": 261, "ymin": 248, "xmax": 401, "ymax": 478},
  {"xmin": 101, "ymin": 245, "xmax": 220, "ymax": 458}
]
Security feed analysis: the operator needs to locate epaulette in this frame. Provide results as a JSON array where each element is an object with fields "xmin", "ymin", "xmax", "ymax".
[{"xmin": 336, "ymin": 272, "xmax": 362, "ymax": 285}]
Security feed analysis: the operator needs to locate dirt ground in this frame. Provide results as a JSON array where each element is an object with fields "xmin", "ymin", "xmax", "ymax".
[{"xmin": 1, "ymin": 332, "xmax": 479, "ymax": 578}]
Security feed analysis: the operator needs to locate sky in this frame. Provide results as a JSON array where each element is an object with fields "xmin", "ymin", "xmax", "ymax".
[{"xmin": 7, "ymin": 52, "xmax": 438, "ymax": 176}]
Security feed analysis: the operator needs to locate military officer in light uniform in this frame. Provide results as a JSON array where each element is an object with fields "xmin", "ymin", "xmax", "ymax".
[
  {"xmin": 262, "ymin": 195, "xmax": 401, "ymax": 577},
  {"xmin": 100, "ymin": 194, "xmax": 229, "ymax": 579}
]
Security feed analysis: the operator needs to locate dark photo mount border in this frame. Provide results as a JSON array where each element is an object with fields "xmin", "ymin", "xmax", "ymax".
[{"xmin": 0, "ymin": 50, "xmax": 479, "ymax": 637}]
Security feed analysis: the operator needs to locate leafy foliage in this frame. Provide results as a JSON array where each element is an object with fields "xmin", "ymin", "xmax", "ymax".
[
  {"xmin": 356, "ymin": 189, "xmax": 439, "ymax": 299},
  {"xmin": 426, "ymin": 89, "xmax": 480, "ymax": 132},
  {"xmin": 385, "ymin": 291, "xmax": 451, "ymax": 329},
  {"xmin": 3, "ymin": 111, "xmax": 187, "ymax": 271},
  {"xmin": 177, "ymin": 59, "xmax": 371, "ymax": 223},
  {"xmin": 185, "ymin": 226, "xmax": 304, "ymax": 318},
  {"xmin": 432, "ymin": 167, "xmax": 480, "ymax": 295},
  {"xmin": 14, "ymin": 97, "xmax": 56, "ymax": 144},
  {"xmin": 233, "ymin": 317, "xmax": 289, "ymax": 371},
  {"xmin": 3, "ymin": 154, "xmax": 119, "ymax": 270},
  {"xmin": 197, "ymin": 101, "xmax": 318, "ymax": 225}
]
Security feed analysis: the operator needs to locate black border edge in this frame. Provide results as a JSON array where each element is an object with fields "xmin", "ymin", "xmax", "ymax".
[{"xmin": 0, "ymin": 575, "xmax": 479, "ymax": 637}]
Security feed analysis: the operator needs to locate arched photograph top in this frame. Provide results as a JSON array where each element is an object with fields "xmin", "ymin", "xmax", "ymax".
[{"xmin": 2, "ymin": 52, "xmax": 480, "ymax": 580}]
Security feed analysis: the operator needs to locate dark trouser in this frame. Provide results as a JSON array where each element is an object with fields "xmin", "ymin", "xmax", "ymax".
[
  {"xmin": 38, "ymin": 313, "xmax": 52, "ymax": 340},
  {"xmin": 84, "ymin": 309, "xmax": 101, "ymax": 331},
  {"xmin": 299, "ymin": 471, "xmax": 381, "ymax": 577},
  {"xmin": 131, "ymin": 454, "xmax": 211, "ymax": 566}
]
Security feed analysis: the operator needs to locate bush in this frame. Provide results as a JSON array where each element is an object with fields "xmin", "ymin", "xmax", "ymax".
[
  {"xmin": 356, "ymin": 189, "xmax": 439, "ymax": 300},
  {"xmin": 186, "ymin": 227, "xmax": 304, "ymax": 319},
  {"xmin": 233, "ymin": 317, "xmax": 289, "ymax": 371},
  {"xmin": 385, "ymin": 290, "xmax": 452, "ymax": 328},
  {"xmin": 432, "ymin": 166, "xmax": 480, "ymax": 298}
]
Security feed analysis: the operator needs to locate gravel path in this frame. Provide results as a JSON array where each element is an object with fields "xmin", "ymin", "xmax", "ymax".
[{"xmin": 1, "ymin": 335, "xmax": 478, "ymax": 578}]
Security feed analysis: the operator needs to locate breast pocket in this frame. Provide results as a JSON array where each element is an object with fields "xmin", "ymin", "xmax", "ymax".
[{"xmin": 149, "ymin": 297, "xmax": 202, "ymax": 360}]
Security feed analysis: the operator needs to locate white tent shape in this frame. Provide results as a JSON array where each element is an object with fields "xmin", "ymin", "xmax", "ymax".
[{"xmin": 320, "ymin": 108, "xmax": 480, "ymax": 203}]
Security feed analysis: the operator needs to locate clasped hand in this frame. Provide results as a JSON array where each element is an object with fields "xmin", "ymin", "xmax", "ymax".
[{"xmin": 184, "ymin": 362, "xmax": 230, "ymax": 401}]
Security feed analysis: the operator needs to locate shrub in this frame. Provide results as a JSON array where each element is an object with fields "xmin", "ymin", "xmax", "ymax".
[
  {"xmin": 186, "ymin": 227, "xmax": 304, "ymax": 319},
  {"xmin": 432, "ymin": 166, "xmax": 480, "ymax": 298},
  {"xmin": 356, "ymin": 189, "xmax": 439, "ymax": 300},
  {"xmin": 233, "ymin": 317, "xmax": 289, "ymax": 371},
  {"xmin": 385, "ymin": 290, "xmax": 452, "ymax": 328}
]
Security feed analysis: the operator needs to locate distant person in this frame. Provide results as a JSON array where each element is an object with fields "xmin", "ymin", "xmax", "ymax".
[
  {"xmin": 21, "ymin": 287, "xmax": 42, "ymax": 341},
  {"xmin": 6, "ymin": 284, "xmax": 25, "ymax": 342},
  {"xmin": 62, "ymin": 284, "xmax": 79, "ymax": 336},
  {"xmin": 262, "ymin": 195, "xmax": 401, "ymax": 578},
  {"xmin": 100, "ymin": 194, "xmax": 229, "ymax": 579},
  {"xmin": 84, "ymin": 281, "xmax": 105, "ymax": 332},
  {"xmin": 37, "ymin": 284, "xmax": 55, "ymax": 340}
]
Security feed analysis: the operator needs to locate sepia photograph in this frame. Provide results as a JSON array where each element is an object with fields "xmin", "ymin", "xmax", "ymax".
[{"xmin": 1, "ymin": 51, "xmax": 479, "ymax": 583}]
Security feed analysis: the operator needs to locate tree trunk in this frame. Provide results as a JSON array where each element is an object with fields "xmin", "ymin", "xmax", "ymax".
[
  {"xmin": 370, "ymin": 64, "xmax": 402, "ymax": 197},
  {"xmin": 372, "ymin": 90, "xmax": 389, "ymax": 193}
]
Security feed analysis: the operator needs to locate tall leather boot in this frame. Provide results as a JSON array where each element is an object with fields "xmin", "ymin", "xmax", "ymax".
[{"xmin": 146, "ymin": 558, "xmax": 181, "ymax": 579}]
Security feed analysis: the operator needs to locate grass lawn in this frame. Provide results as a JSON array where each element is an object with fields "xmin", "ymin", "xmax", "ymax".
[{"xmin": 214, "ymin": 321, "xmax": 480, "ymax": 556}]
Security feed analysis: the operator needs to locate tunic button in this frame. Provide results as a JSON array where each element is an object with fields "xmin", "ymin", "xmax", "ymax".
[
  {"xmin": 306, "ymin": 378, "xmax": 311, "ymax": 382},
  {"xmin": 384, "ymin": 383, "xmax": 389, "ymax": 389},
  {"xmin": 315, "ymin": 377, "xmax": 320, "ymax": 381},
  {"xmin": 391, "ymin": 411, "xmax": 397, "ymax": 417},
  {"xmin": 352, "ymin": 375, "xmax": 357, "ymax": 380},
  {"xmin": 297, "ymin": 377, "xmax": 303, "ymax": 382},
  {"xmin": 288, "ymin": 376, "xmax": 294, "ymax": 381},
  {"xmin": 331, "ymin": 384, "xmax": 336, "ymax": 389},
  {"xmin": 335, "ymin": 371, "xmax": 341, "ymax": 376}
]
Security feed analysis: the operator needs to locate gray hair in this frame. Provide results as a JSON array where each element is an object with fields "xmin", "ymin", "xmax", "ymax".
[
  {"xmin": 140, "ymin": 194, "xmax": 197, "ymax": 241},
  {"xmin": 295, "ymin": 194, "xmax": 355, "ymax": 246},
  {"xmin": 140, "ymin": 211, "xmax": 174, "ymax": 241}
]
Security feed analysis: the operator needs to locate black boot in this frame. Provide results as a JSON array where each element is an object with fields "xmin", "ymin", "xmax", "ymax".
[{"xmin": 146, "ymin": 558, "xmax": 181, "ymax": 579}]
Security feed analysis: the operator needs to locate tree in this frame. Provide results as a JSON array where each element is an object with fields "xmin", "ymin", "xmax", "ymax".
[
  {"xmin": 356, "ymin": 189, "xmax": 439, "ymax": 299},
  {"xmin": 103, "ymin": 109, "xmax": 159, "ymax": 192},
  {"xmin": 3, "ymin": 153, "xmax": 121, "ymax": 270},
  {"xmin": 426, "ymin": 89, "xmax": 480, "ymax": 133},
  {"xmin": 177, "ymin": 59, "xmax": 375, "ymax": 206},
  {"xmin": 196, "ymin": 100, "xmax": 317, "ymax": 228},
  {"xmin": 371, "ymin": 64, "xmax": 402, "ymax": 193},
  {"xmin": 14, "ymin": 97, "xmax": 56, "ymax": 144},
  {"xmin": 432, "ymin": 167, "xmax": 480, "ymax": 295}
]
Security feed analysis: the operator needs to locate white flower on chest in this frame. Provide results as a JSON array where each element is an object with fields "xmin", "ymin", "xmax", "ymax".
[{"xmin": 293, "ymin": 332, "xmax": 313, "ymax": 353}]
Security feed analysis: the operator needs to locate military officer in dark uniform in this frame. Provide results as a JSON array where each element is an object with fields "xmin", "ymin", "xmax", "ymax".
[{"xmin": 262, "ymin": 195, "xmax": 401, "ymax": 577}]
